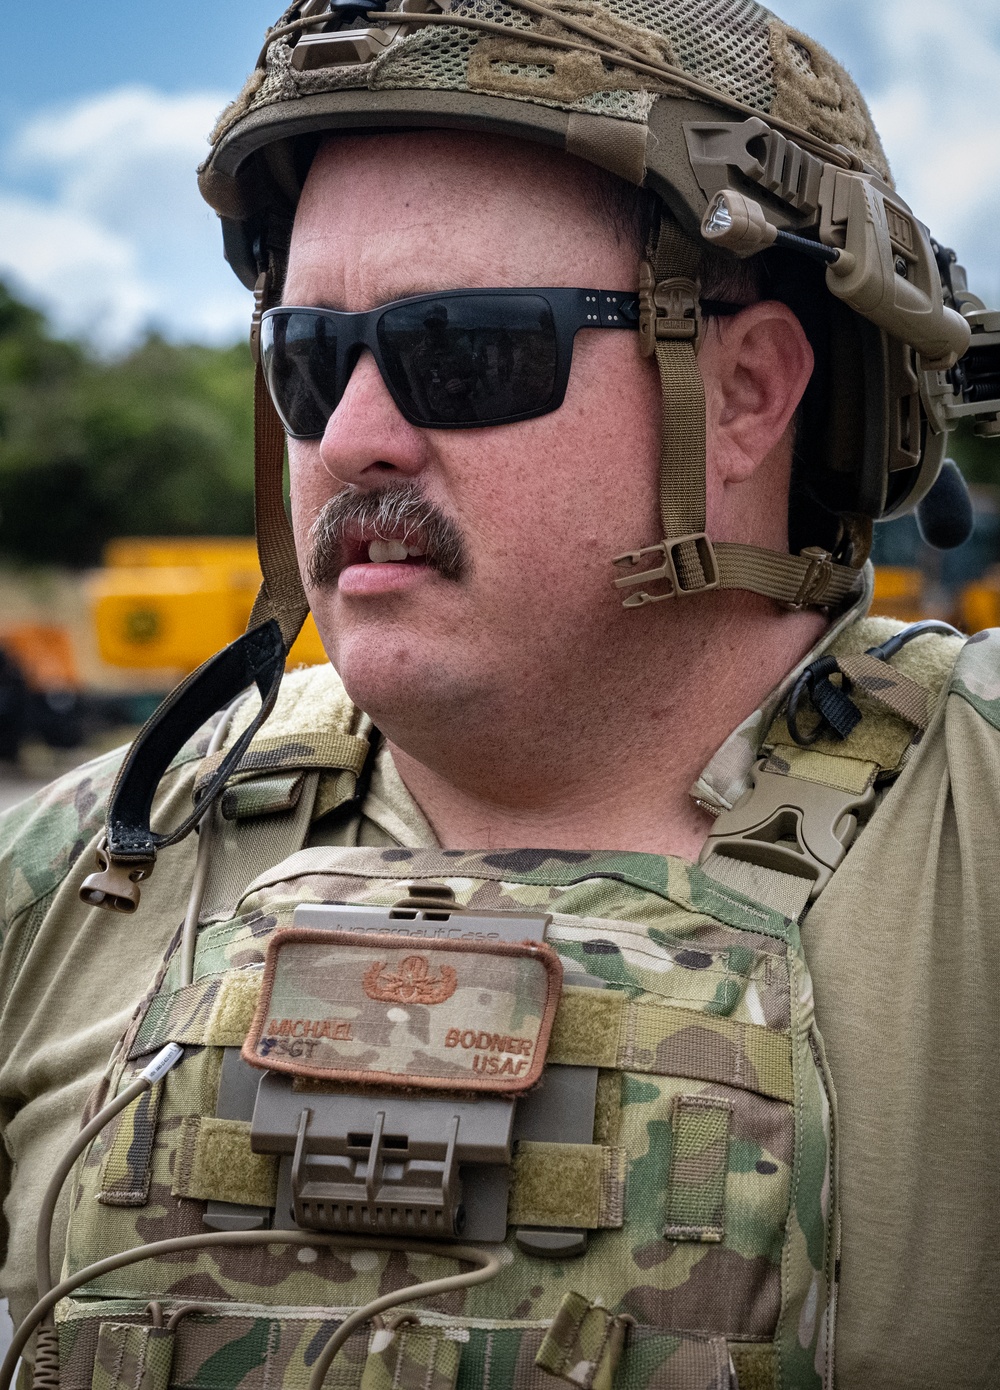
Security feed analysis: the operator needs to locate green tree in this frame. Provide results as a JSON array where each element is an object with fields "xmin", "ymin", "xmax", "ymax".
[{"xmin": 0, "ymin": 282, "xmax": 255, "ymax": 567}]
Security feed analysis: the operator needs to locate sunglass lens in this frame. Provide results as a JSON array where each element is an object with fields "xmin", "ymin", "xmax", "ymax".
[
  {"xmin": 262, "ymin": 311, "xmax": 340, "ymax": 437},
  {"xmin": 377, "ymin": 294, "xmax": 558, "ymax": 425}
]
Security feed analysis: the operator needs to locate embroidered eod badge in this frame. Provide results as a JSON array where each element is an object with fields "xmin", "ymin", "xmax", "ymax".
[{"xmin": 242, "ymin": 928, "xmax": 563, "ymax": 1093}]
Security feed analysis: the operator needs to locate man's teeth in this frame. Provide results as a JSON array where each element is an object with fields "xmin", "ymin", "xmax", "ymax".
[{"xmin": 367, "ymin": 539, "xmax": 426, "ymax": 563}]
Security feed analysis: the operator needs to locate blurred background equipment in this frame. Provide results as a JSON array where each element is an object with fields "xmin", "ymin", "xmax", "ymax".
[
  {"xmin": 0, "ymin": 281, "xmax": 325, "ymax": 789},
  {"xmin": 0, "ymin": 533, "xmax": 327, "ymax": 769},
  {"xmin": 88, "ymin": 536, "xmax": 326, "ymax": 673}
]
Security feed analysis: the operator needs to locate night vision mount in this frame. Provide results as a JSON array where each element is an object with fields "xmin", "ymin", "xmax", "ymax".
[{"xmin": 282, "ymin": 0, "xmax": 446, "ymax": 69}]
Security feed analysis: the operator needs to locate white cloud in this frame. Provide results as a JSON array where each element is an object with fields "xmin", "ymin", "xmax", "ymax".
[
  {"xmin": 0, "ymin": 15, "xmax": 998, "ymax": 352},
  {"xmin": 779, "ymin": 0, "xmax": 1000, "ymax": 308},
  {"xmin": 0, "ymin": 87, "xmax": 251, "ymax": 351}
]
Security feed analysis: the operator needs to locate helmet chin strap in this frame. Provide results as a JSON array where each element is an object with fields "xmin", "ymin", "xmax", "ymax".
[
  {"xmin": 248, "ymin": 269, "xmax": 312, "ymax": 646},
  {"xmin": 613, "ymin": 214, "xmax": 864, "ymax": 612},
  {"xmin": 78, "ymin": 271, "xmax": 311, "ymax": 914}
]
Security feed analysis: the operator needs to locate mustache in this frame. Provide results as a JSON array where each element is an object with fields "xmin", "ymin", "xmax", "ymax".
[{"xmin": 306, "ymin": 483, "xmax": 467, "ymax": 586}]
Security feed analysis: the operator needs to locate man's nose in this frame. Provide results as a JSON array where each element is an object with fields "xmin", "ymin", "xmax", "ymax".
[{"xmin": 318, "ymin": 349, "xmax": 430, "ymax": 487}]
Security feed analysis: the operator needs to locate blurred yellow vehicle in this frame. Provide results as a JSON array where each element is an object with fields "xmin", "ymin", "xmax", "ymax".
[
  {"xmin": 1, "ymin": 539, "xmax": 328, "ymax": 761},
  {"xmin": 956, "ymin": 568, "xmax": 1000, "ymax": 634},
  {"xmin": 869, "ymin": 566, "xmax": 928, "ymax": 625},
  {"xmin": 88, "ymin": 537, "xmax": 327, "ymax": 672}
]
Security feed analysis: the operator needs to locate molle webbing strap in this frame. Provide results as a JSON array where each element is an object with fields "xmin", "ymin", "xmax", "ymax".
[
  {"xmin": 534, "ymin": 1291, "xmax": 631, "ymax": 1390},
  {"xmin": 91, "ymin": 1324, "xmax": 176, "ymax": 1390},
  {"xmin": 98, "ymin": 1077, "xmax": 166, "ymax": 1207},
  {"xmin": 68, "ymin": 1309, "xmax": 738, "ymax": 1390},
  {"xmin": 662, "ymin": 1094, "xmax": 733, "ymax": 1242},
  {"xmin": 360, "ymin": 1323, "xmax": 461, "ymax": 1390},
  {"xmin": 131, "ymin": 980, "xmax": 795, "ymax": 1104},
  {"xmin": 193, "ymin": 730, "xmax": 370, "ymax": 796}
]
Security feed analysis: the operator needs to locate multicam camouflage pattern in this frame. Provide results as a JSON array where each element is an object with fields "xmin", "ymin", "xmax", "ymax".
[
  {"xmin": 534, "ymin": 1290, "xmax": 631, "ymax": 1389},
  {"xmin": 949, "ymin": 626, "xmax": 1000, "ymax": 730},
  {"xmin": 91, "ymin": 1323, "xmax": 176, "ymax": 1390},
  {"xmin": 60, "ymin": 844, "xmax": 837, "ymax": 1390},
  {"xmin": 358, "ymin": 1322, "xmax": 462, "ymax": 1390}
]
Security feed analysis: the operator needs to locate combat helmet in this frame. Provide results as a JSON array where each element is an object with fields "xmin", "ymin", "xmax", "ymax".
[{"xmin": 81, "ymin": 0, "xmax": 1000, "ymax": 908}]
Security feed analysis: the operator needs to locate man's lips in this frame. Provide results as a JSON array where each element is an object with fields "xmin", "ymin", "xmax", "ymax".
[
  {"xmin": 336, "ymin": 530, "xmax": 435, "ymax": 595},
  {"xmin": 307, "ymin": 484, "xmax": 467, "ymax": 588}
]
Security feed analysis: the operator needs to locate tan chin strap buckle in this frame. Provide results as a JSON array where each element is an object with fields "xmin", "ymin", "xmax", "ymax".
[
  {"xmin": 786, "ymin": 546, "xmax": 835, "ymax": 610},
  {"xmin": 613, "ymin": 532, "xmax": 720, "ymax": 607},
  {"xmin": 638, "ymin": 263, "xmax": 702, "ymax": 356}
]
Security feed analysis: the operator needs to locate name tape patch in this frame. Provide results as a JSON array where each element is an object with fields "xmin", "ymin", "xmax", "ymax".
[{"xmin": 242, "ymin": 928, "xmax": 563, "ymax": 1093}]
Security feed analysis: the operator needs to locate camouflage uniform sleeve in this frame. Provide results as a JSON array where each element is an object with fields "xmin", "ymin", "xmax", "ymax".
[
  {"xmin": 0, "ymin": 747, "xmax": 123, "ymax": 956},
  {"xmin": 807, "ymin": 624, "xmax": 1000, "ymax": 1388},
  {"xmin": 0, "ymin": 723, "xmax": 214, "ymax": 1281},
  {"xmin": 0, "ymin": 745, "xmax": 126, "ymax": 1272},
  {"xmin": 948, "ymin": 626, "xmax": 1000, "ymax": 730}
]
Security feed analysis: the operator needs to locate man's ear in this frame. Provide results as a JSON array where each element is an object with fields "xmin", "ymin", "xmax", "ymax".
[{"xmin": 701, "ymin": 301, "xmax": 814, "ymax": 486}]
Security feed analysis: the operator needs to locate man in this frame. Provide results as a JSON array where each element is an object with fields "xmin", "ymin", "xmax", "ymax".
[{"xmin": 1, "ymin": 3, "xmax": 998, "ymax": 1389}]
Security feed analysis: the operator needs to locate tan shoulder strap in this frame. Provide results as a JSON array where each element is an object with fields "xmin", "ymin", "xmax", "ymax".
[{"xmin": 699, "ymin": 623, "xmax": 966, "ymax": 919}]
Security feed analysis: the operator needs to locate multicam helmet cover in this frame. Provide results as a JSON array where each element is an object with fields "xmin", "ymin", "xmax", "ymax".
[{"xmin": 199, "ymin": 0, "xmax": 995, "ymax": 617}]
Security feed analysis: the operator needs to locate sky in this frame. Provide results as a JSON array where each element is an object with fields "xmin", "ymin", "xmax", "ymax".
[{"xmin": 1, "ymin": 0, "xmax": 998, "ymax": 351}]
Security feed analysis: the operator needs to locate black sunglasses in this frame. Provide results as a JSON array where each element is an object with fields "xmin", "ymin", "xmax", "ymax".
[{"xmin": 261, "ymin": 287, "xmax": 642, "ymax": 435}]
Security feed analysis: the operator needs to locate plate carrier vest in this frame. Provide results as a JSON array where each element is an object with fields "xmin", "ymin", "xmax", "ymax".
[{"xmin": 51, "ymin": 622, "xmax": 961, "ymax": 1390}]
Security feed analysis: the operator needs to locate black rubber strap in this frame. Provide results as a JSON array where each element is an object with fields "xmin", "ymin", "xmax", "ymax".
[{"xmin": 104, "ymin": 620, "xmax": 286, "ymax": 862}]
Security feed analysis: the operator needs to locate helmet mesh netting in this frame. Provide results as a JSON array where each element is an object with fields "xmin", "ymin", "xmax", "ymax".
[
  {"xmin": 374, "ymin": 0, "xmax": 773, "ymax": 123},
  {"xmin": 221, "ymin": 0, "xmax": 888, "ymax": 181}
]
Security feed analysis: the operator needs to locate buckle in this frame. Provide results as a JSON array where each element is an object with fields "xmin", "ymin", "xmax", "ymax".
[
  {"xmin": 699, "ymin": 760, "xmax": 876, "ymax": 900},
  {"xmin": 253, "ymin": 1073, "xmax": 515, "ymax": 1239},
  {"xmin": 249, "ymin": 271, "xmax": 270, "ymax": 366},
  {"xmin": 79, "ymin": 836, "xmax": 153, "ymax": 914},
  {"xmin": 638, "ymin": 263, "xmax": 701, "ymax": 357},
  {"xmin": 786, "ymin": 546, "xmax": 835, "ymax": 610},
  {"xmin": 613, "ymin": 533, "xmax": 720, "ymax": 607}
]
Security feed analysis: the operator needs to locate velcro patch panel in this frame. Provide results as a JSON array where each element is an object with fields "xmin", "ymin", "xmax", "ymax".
[{"xmin": 242, "ymin": 928, "xmax": 563, "ymax": 1094}]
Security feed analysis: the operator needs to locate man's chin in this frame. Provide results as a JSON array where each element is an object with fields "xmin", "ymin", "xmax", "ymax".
[{"xmin": 314, "ymin": 607, "xmax": 458, "ymax": 707}]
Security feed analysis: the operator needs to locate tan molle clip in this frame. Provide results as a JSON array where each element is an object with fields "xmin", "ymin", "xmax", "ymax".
[
  {"xmin": 249, "ymin": 271, "xmax": 270, "ymax": 366},
  {"xmin": 786, "ymin": 546, "xmax": 835, "ymax": 610},
  {"xmin": 700, "ymin": 760, "xmax": 875, "ymax": 899},
  {"xmin": 79, "ymin": 837, "xmax": 153, "ymax": 914},
  {"xmin": 614, "ymin": 532, "xmax": 720, "ymax": 606},
  {"xmin": 637, "ymin": 262, "xmax": 702, "ymax": 357}
]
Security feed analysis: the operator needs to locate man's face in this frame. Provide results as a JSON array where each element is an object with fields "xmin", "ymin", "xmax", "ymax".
[{"xmin": 285, "ymin": 131, "xmax": 661, "ymax": 742}]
